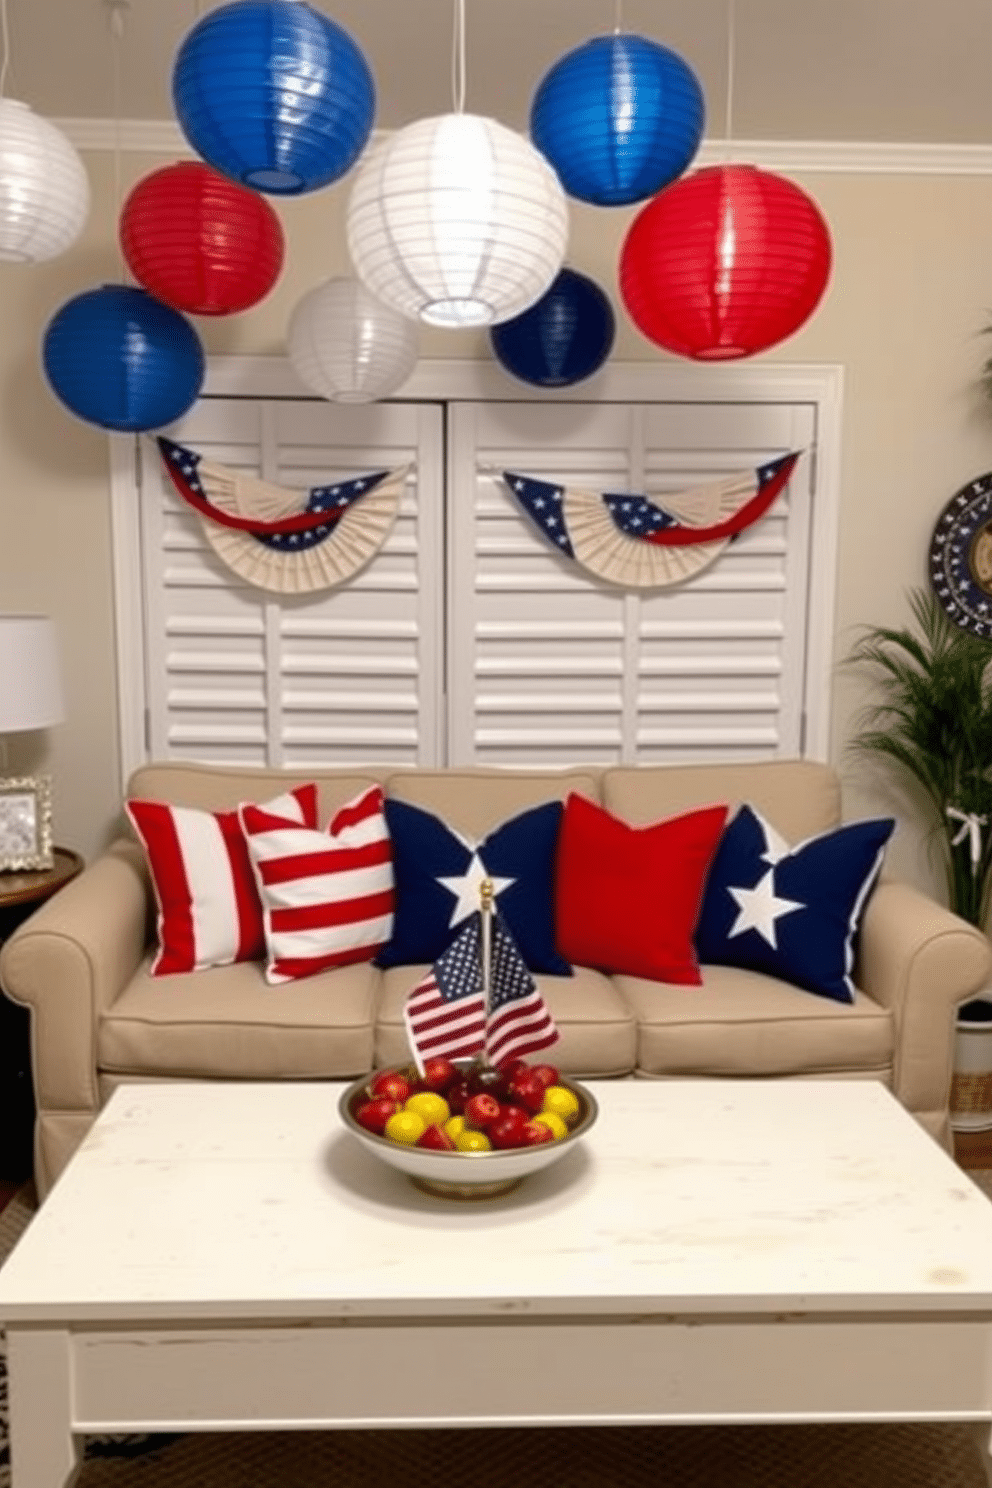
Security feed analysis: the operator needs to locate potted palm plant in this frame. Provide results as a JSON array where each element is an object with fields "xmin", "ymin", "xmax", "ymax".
[
  {"xmin": 846, "ymin": 585, "xmax": 992, "ymax": 927},
  {"xmin": 846, "ymin": 587, "xmax": 992, "ymax": 1129}
]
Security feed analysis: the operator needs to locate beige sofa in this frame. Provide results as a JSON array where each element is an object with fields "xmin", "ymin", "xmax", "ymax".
[{"xmin": 2, "ymin": 757, "xmax": 989, "ymax": 1200}]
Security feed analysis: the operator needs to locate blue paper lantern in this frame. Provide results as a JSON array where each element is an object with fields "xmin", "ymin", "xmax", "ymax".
[
  {"xmin": 490, "ymin": 268, "xmax": 615, "ymax": 388},
  {"xmin": 172, "ymin": 0, "xmax": 375, "ymax": 195},
  {"xmin": 531, "ymin": 34, "xmax": 704, "ymax": 207},
  {"xmin": 42, "ymin": 285, "xmax": 205, "ymax": 432}
]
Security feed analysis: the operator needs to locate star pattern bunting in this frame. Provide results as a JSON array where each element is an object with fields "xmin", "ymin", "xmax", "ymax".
[
  {"xmin": 157, "ymin": 437, "xmax": 390, "ymax": 549},
  {"xmin": 502, "ymin": 452, "xmax": 800, "ymax": 579}
]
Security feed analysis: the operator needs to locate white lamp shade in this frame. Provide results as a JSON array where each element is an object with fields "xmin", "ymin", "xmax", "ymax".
[
  {"xmin": 346, "ymin": 113, "xmax": 569, "ymax": 328},
  {"xmin": 0, "ymin": 616, "xmax": 64, "ymax": 733},
  {"xmin": 0, "ymin": 101, "xmax": 90, "ymax": 263},
  {"xmin": 287, "ymin": 276, "xmax": 419, "ymax": 404}
]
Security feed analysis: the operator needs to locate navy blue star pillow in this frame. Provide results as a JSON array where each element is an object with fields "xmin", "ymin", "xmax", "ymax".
[
  {"xmin": 694, "ymin": 805, "xmax": 895, "ymax": 1004},
  {"xmin": 375, "ymin": 798, "xmax": 572, "ymax": 976}
]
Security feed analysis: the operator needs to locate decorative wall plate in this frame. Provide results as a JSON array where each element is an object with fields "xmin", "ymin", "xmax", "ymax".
[{"xmin": 929, "ymin": 471, "xmax": 992, "ymax": 637}]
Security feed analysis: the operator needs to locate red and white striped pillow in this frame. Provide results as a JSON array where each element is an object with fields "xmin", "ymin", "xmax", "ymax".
[
  {"xmin": 240, "ymin": 785, "xmax": 395, "ymax": 984},
  {"xmin": 126, "ymin": 785, "xmax": 319, "ymax": 977}
]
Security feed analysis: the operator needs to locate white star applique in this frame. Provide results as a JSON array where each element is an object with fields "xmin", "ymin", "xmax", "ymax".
[
  {"xmin": 436, "ymin": 851, "xmax": 515, "ymax": 929},
  {"xmin": 727, "ymin": 869, "xmax": 804, "ymax": 948}
]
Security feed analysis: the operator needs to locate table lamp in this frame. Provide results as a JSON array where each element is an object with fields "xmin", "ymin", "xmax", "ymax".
[{"xmin": 0, "ymin": 616, "xmax": 64, "ymax": 870}]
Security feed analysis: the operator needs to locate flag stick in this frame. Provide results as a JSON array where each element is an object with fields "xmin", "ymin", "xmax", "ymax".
[{"xmin": 480, "ymin": 877, "xmax": 494, "ymax": 1067}]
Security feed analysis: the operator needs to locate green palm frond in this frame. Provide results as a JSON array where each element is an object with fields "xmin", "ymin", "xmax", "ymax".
[{"xmin": 845, "ymin": 586, "xmax": 992, "ymax": 923}]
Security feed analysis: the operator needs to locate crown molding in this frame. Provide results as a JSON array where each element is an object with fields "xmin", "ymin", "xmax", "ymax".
[{"xmin": 53, "ymin": 118, "xmax": 992, "ymax": 176}]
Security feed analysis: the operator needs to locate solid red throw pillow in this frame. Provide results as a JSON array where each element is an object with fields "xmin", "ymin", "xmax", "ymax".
[{"xmin": 554, "ymin": 793, "xmax": 728, "ymax": 983}]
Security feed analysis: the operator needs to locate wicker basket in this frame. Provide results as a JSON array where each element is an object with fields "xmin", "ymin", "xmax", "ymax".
[{"xmin": 951, "ymin": 998, "xmax": 992, "ymax": 1132}]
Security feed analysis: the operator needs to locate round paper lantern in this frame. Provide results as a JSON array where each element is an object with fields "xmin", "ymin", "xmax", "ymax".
[
  {"xmin": 172, "ymin": 0, "xmax": 375, "ymax": 195},
  {"xmin": 347, "ymin": 114, "xmax": 569, "ymax": 328},
  {"xmin": 288, "ymin": 277, "xmax": 419, "ymax": 404},
  {"xmin": 0, "ymin": 100, "xmax": 89, "ymax": 262},
  {"xmin": 530, "ymin": 34, "xmax": 704, "ymax": 207},
  {"xmin": 42, "ymin": 285, "xmax": 205, "ymax": 432},
  {"xmin": 619, "ymin": 165, "xmax": 832, "ymax": 361},
  {"xmin": 119, "ymin": 162, "xmax": 284, "ymax": 316},
  {"xmin": 490, "ymin": 267, "xmax": 615, "ymax": 387}
]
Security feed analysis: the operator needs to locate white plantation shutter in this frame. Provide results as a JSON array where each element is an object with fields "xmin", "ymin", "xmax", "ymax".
[
  {"xmin": 447, "ymin": 398, "xmax": 819, "ymax": 767},
  {"xmin": 112, "ymin": 360, "xmax": 839, "ymax": 784},
  {"xmin": 121, "ymin": 397, "xmax": 444, "ymax": 775}
]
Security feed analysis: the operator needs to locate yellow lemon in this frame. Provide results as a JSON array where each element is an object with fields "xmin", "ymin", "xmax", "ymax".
[
  {"xmin": 532, "ymin": 1111, "xmax": 568, "ymax": 1141},
  {"xmin": 455, "ymin": 1129, "xmax": 492, "ymax": 1152},
  {"xmin": 541, "ymin": 1085, "xmax": 581, "ymax": 1124},
  {"xmin": 444, "ymin": 1115, "xmax": 467, "ymax": 1142},
  {"xmin": 384, "ymin": 1110, "xmax": 427, "ymax": 1145},
  {"xmin": 405, "ymin": 1092, "xmax": 450, "ymax": 1127}
]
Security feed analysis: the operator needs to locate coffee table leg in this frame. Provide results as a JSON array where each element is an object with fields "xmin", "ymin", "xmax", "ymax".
[{"xmin": 7, "ymin": 1329, "xmax": 80, "ymax": 1488}]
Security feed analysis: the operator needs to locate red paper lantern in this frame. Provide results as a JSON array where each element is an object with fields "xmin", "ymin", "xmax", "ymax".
[
  {"xmin": 119, "ymin": 161, "xmax": 284, "ymax": 316},
  {"xmin": 619, "ymin": 164, "xmax": 832, "ymax": 361}
]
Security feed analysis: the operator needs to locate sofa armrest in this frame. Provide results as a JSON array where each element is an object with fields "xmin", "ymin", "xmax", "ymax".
[
  {"xmin": 0, "ymin": 838, "xmax": 150, "ymax": 1115},
  {"xmin": 855, "ymin": 879, "xmax": 992, "ymax": 1125}
]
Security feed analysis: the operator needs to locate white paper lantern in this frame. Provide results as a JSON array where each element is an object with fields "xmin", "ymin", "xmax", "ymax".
[
  {"xmin": 287, "ymin": 277, "xmax": 419, "ymax": 404},
  {"xmin": 0, "ymin": 101, "xmax": 89, "ymax": 262},
  {"xmin": 347, "ymin": 113, "xmax": 569, "ymax": 328}
]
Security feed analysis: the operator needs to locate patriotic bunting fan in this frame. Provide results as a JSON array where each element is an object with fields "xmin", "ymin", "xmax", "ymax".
[
  {"xmin": 158, "ymin": 438, "xmax": 407, "ymax": 593},
  {"xmin": 502, "ymin": 451, "xmax": 800, "ymax": 588}
]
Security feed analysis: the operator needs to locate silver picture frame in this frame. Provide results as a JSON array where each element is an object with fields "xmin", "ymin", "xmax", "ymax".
[{"xmin": 0, "ymin": 775, "xmax": 53, "ymax": 871}]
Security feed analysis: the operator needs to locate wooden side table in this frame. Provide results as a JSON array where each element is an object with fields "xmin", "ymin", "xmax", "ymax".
[{"xmin": 0, "ymin": 847, "xmax": 84, "ymax": 1180}]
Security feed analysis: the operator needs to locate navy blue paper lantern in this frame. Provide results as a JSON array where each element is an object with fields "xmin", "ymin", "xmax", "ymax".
[
  {"xmin": 42, "ymin": 285, "xmax": 205, "ymax": 432},
  {"xmin": 531, "ymin": 34, "xmax": 704, "ymax": 207},
  {"xmin": 172, "ymin": 0, "xmax": 375, "ymax": 195},
  {"xmin": 490, "ymin": 267, "xmax": 615, "ymax": 387}
]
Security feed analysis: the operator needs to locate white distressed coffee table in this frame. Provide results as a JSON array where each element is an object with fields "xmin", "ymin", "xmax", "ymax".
[{"xmin": 3, "ymin": 1079, "xmax": 992, "ymax": 1488}]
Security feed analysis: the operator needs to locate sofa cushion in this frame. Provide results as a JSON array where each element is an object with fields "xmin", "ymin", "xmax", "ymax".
[
  {"xmin": 99, "ymin": 956, "xmax": 378, "ymax": 1078},
  {"xmin": 384, "ymin": 768, "xmax": 602, "ymax": 839},
  {"xmin": 695, "ymin": 806, "xmax": 895, "ymax": 1004},
  {"xmin": 126, "ymin": 763, "xmax": 387, "ymax": 823},
  {"xmin": 375, "ymin": 797, "xmax": 571, "ymax": 975},
  {"xmin": 555, "ymin": 792, "xmax": 728, "ymax": 983},
  {"xmin": 241, "ymin": 785, "xmax": 394, "ymax": 984},
  {"xmin": 618, "ymin": 963, "xmax": 894, "ymax": 1077},
  {"xmin": 125, "ymin": 784, "xmax": 319, "ymax": 976},
  {"xmin": 374, "ymin": 961, "xmax": 637, "ymax": 1076},
  {"xmin": 602, "ymin": 759, "xmax": 841, "ymax": 843}
]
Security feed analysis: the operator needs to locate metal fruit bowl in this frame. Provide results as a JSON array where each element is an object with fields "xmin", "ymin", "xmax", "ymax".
[{"xmin": 338, "ymin": 1068, "xmax": 598, "ymax": 1200}]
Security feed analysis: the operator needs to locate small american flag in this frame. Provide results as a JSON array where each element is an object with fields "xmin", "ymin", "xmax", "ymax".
[{"xmin": 403, "ymin": 910, "xmax": 559, "ymax": 1075}]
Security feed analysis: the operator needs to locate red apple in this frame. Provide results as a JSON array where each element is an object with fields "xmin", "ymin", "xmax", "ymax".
[
  {"xmin": 467, "ymin": 1063, "xmax": 509, "ymax": 1098},
  {"xmin": 464, "ymin": 1092, "xmax": 501, "ymax": 1130},
  {"xmin": 488, "ymin": 1106, "xmax": 531, "ymax": 1150},
  {"xmin": 421, "ymin": 1056, "xmax": 459, "ymax": 1093},
  {"xmin": 496, "ymin": 1056, "xmax": 528, "ymax": 1080},
  {"xmin": 416, "ymin": 1123, "xmax": 457, "ymax": 1151},
  {"xmin": 530, "ymin": 1063, "xmax": 560, "ymax": 1090},
  {"xmin": 368, "ymin": 1070, "xmax": 411, "ymax": 1104},
  {"xmin": 507, "ymin": 1068, "xmax": 548, "ymax": 1115},
  {"xmin": 446, "ymin": 1078, "xmax": 473, "ymax": 1115},
  {"xmin": 354, "ymin": 1096, "xmax": 400, "ymax": 1135},
  {"xmin": 521, "ymin": 1119, "xmax": 555, "ymax": 1146}
]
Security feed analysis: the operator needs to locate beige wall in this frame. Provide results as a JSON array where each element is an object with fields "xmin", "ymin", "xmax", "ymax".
[{"xmin": 2, "ymin": 152, "xmax": 990, "ymax": 902}]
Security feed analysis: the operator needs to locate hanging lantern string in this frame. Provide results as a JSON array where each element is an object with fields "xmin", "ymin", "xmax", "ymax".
[
  {"xmin": 724, "ymin": 0, "xmax": 737, "ymax": 160},
  {"xmin": 0, "ymin": 0, "xmax": 11, "ymax": 99},
  {"xmin": 107, "ymin": 0, "xmax": 128, "ymax": 280},
  {"xmin": 451, "ymin": 0, "xmax": 466, "ymax": 113}
]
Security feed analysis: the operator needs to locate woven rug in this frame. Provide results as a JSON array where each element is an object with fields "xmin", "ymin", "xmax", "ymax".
[{"xmin": 0, "ymin": 1185, "xmax": 991, "ymax": 1488}]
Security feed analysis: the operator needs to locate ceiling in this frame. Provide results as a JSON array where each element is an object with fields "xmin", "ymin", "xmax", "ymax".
[{"xmin": 7, "ymin": 0, "xmax": 992, "ymax": 147}]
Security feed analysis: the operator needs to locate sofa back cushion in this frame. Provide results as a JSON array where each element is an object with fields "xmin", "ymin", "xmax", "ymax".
[
  {"xmin": 602, "ymin": 760, "xmax": 840, "ymax": 843},
  {"xmin": 383, "ymin": 768, "xmax": 602, "ymax": 838},
  {"xmin": 126, "ymin": 763, "xmax": 386, "ymax": 829}
]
